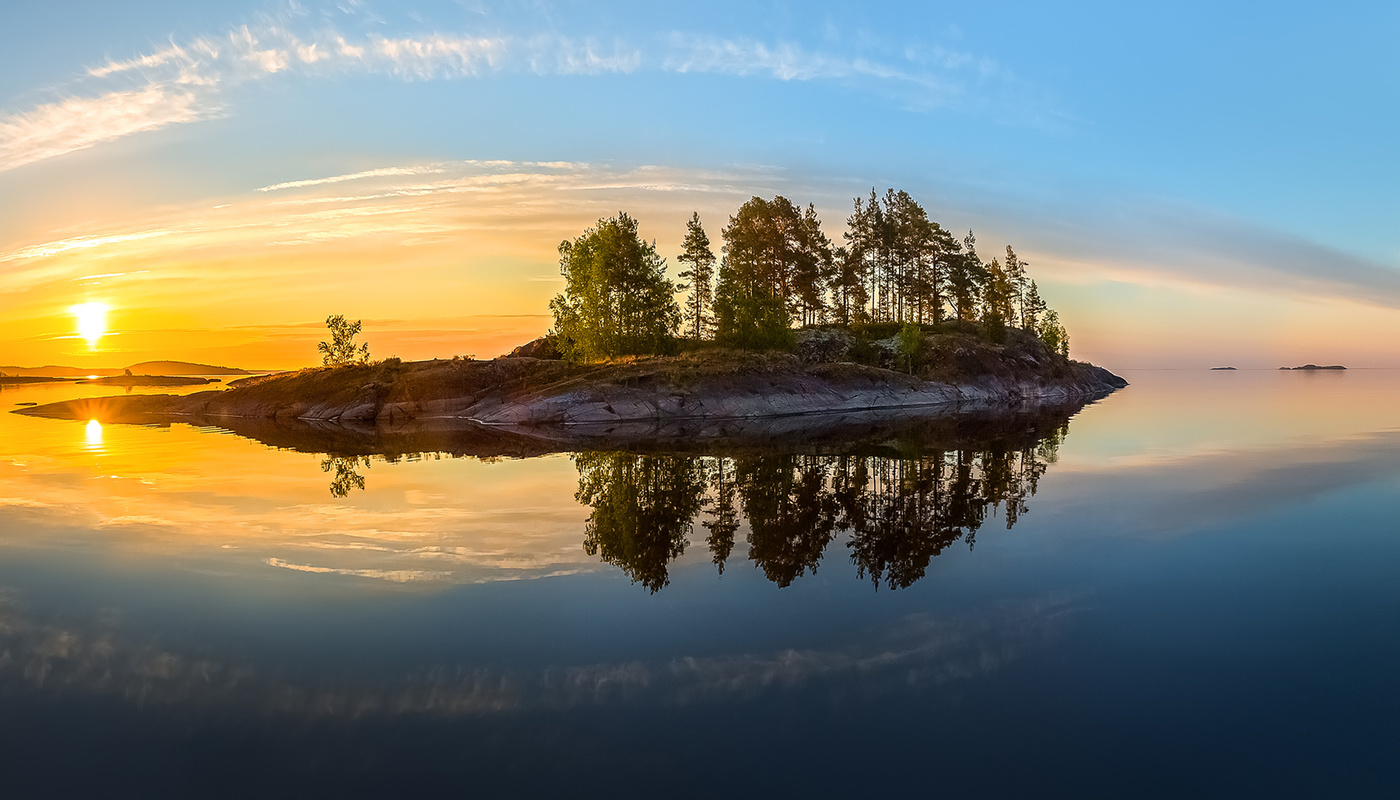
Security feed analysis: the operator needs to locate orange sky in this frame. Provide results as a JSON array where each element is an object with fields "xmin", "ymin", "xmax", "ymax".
[{"xmin": 2, "ymin": 159, "xmax": 1398, "ymax": 371}]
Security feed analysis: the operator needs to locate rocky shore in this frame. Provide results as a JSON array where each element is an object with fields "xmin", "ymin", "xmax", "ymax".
[{"xmin": 15, "ymin": 333, "xmax": 1126, "ymax": 451}]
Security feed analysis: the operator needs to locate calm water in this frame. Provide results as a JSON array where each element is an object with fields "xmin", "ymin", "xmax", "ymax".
[{"xmin": 2, "ymin": 370, "xmax": 1399, "ymax": 797}]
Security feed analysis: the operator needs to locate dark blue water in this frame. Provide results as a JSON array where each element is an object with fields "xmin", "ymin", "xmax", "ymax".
[{"xmin": 2, "ymin": 370, "xmax": 1398, "ymax": 797}]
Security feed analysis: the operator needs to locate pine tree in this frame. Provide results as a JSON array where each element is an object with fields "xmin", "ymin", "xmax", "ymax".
[
  {"xmin": 714, "ymin": 197, "xmax": 801, "ymax": 350},
  {"xmin": 946, "ymin": 230, "xmax": 984, "ymax": 323},
  {"xmin": 1004, "ymin": 245, "xmax": 1027, "ymax": 329},
  {"xmin": 981, "ymin": 257, "xmax": 1014, "ymax": 343},
  {"xmin": 1023, "ymin": 279, "xmax": 1047, "ymax": 332},
  {"xmin": 675, "ymin": 212, "xmax": 716, "ymax": 340}
]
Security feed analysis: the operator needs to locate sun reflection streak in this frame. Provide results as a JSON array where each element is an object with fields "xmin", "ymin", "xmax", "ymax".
[{"xmin": 84, "ymin": 419, "xmax": 104, "ymax": 451}]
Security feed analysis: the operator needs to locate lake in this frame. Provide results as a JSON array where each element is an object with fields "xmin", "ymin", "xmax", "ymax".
[{"xmin": 2, "ymin": 369, "xmax": 1399, "ymax": 797}]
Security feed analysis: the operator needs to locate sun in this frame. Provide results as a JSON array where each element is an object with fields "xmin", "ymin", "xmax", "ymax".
[{"xmin": 72, "ymin": 302, "xmax": 109, "ymax": 348}]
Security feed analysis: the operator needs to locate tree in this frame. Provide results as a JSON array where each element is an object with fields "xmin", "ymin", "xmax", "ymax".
[
  {"xmin": 1037, "ymin": 310, "xmax": 1070, "ymax": 357},
  {"xmin": 981, "ymin": 258, "xmax": 1014, "ymax": 343},
  {"xmin": 550, "ymin": 213, "xmax": 680, "ymax": 361},
  {"xmin": 714, "ymin": 196, "xmax": 808, "ymax": 349},
  {"xmin": 675, "ymin": 212, "xmax": 716, "ymax": 340},
  {"xmin": 318, "ymin": 315, "xmax": 370, "ymax": 366},
  {"xmin": 1004, "ymin": 246, "xmax": 1027, "ymax": 327},
  {"xmin": 829, "ymin": 244, "xmax": 868, "ymax": 325},
  {"xmin": 946, "ymin": 230, "xmax": 985, "ymax": 322},
  {"xmin": 897, "ymin": 322, "xmax": 923, "ymax": 374},
  {"xmin": 1022, "ymin": 279, "xmax": 1047, "ymax": 332}
]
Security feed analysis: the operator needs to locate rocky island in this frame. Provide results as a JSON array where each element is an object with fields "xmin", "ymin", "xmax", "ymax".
[
  {"xmin": 15, "ymin": 191, "xmax": 1129, "ymax": 452},
  {"xmin": 16, "ymin": 326, "xmax": 1124, "ymax": 452},
  {"xmin": 1279, "ymin": 364, "xmax": 1347, "ymax": 370}
]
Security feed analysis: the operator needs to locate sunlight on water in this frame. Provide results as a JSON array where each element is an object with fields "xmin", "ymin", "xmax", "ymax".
[{"xmin": 83, "ymin": 418, "xmax": 103, "ymax": 451}]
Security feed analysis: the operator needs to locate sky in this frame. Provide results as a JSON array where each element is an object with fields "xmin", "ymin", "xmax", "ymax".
[{"xmin": 1, "ymin": 0, "xmax": 1398, "ymax": 370}]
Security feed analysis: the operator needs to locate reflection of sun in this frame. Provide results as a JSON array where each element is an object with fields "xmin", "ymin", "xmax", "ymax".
[
  {"xmin": 85, "ymin": 419, "xmax": 103, "ymax": 449},
  {"xmin": 73, "ymin": 302, "xmax": 108, "ymax": 348}
]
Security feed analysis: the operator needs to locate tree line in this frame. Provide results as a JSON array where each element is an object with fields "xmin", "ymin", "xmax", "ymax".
[{"xmin": 551, "ymin": 189, "xmax": 1070, "ymax": 361}]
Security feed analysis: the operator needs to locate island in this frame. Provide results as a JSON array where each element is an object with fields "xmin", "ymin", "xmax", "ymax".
[
  {"xmin": 1279, "ymin": 364, "xmax": 1347, "ymax": 370},
  {"xmin": 77, "ymin": 375, "xmax": 218, "ymax": 387},
  {"xmin": 14, "ymin": 190, "xmax": 1127, "ymax": 450},
  {"xmin": 1210, "ymin": 367, "xmax": 1237, "ymax": 371}
]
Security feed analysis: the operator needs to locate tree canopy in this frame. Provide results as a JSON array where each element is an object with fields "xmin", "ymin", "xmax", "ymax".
[
  {"xmin": 553, "ymin": 189, "xmax": 1074, "ymax": 359},
  {"xmin": 550, "ymin": 212, "xmax": 680, "ymax": 362},
  {"xmin": 318, "ymin": 315, "xmax": 370, "ymax": 366}
]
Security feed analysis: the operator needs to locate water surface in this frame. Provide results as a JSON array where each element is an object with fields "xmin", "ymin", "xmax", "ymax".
[{"xmin": 2, "ymin": 370, "xmax": 1398, "ymax": 797}]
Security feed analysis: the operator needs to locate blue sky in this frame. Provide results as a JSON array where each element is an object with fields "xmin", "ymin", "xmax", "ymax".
[{"xmin": 2, "ymin": 0, "xmax": 1398, "ymax": 368}]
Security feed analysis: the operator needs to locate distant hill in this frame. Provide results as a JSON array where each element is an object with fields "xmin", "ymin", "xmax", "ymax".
[
  {"xmin": 0, "ymin": 361, "xmax": 251, "ymax": 378},
  {"xmin": 0, "ymin": 366, "xmax": 121, "ymax": 378},
  {"xmin": 124, "ymin": 361, "xmax": 251, "ymax": 376}
]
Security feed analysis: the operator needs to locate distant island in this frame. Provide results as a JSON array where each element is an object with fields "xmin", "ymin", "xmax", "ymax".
[
  {"xmin": 17, "ymin": 188, "xmax": 1126, "ymax": 442},
  {"xmin": 1210, "ymin": 367, "xmax": 1237, "ymax": 371},
  {"xmin": 76, "ymin": 375, "xmax": 217, "ymax": 387},
  {"xmin": 1279, "ymin": 364, "xmax": 1347, "ymax": 370},
  {"xmin": 0, "ymin": 361, "xmax": 251, "ymax": 381}
]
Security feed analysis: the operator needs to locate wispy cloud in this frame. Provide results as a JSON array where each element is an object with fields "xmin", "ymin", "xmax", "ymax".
[
  {"xmin": 0, "ymin": 86, "xmax": 211, "ymax": 173},
  {"xmin": 0, "ymin": 12, "xmax": 1040, "ymax": 175},
  {"xmin": 256, "ymin": 165, "xmax": 446, "ymax": 192}
]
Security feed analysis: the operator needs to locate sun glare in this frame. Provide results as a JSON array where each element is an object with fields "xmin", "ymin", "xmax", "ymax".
[
  {"xmin": 73, "ymin": 302, "xmax": 109, "ymax": 348},
  {"xmin": 84, "ymin": 419, "xmax": 104, "ymax": 450}
]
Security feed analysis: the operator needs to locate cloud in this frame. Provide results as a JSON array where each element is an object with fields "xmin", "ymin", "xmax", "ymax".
[
  {"xmin": 0, "ymin": 85, "xmax": 212, "ymax": 173},
  {"xmin": 0, "ymin": 14, "xmax": 1041, "ymax": 174},
  {"xmin": 1020, "ymin": 198, "xmax": 1400, "ymax": 311},
  {"xmin": 256, "ymin": 165, "xmax": 446, "ymax": 192}
]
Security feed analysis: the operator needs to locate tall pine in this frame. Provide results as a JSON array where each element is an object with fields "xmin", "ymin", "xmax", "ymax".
[{"xmin": 675, "ymin": 212, "xmax": 716, "ymax": 340}]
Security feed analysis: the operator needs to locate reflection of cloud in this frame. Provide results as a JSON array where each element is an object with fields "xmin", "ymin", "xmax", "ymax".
[
  {"xmin": 1049, "ymin": 429, "xmax": 1400, "ymax": 536},
  {"xmin": 0, "ymin": 590, "xmax": 1075, "ymax": 718},
  {"xmin": 265, "ymin": 556, "xmax": 450, "ymax": 583}
]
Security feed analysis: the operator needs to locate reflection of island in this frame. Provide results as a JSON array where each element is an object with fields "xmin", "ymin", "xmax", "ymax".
[{"xmin": 572, "ymin": 410, "xmax": 1072, "ymax": 592}]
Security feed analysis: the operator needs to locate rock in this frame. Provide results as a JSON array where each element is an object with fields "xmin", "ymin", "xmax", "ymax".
[{"xmin": 504, "ymin": 336, "xmax": 561, "ymax": 360}]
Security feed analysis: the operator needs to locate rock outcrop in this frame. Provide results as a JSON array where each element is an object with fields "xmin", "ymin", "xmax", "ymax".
[{"xmin": 15, "ymin": 339, "xmax": 1127, "ymax": 444}]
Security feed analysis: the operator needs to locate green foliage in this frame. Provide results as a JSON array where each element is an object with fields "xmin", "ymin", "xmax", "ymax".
[
  {"xmin": 714, "ymin": 281, "xmax": 795, "ymax": 351},
  {"xmin": 675, "ymin": 212, "xmax": 716, "ymax": 340},
  {"xmin": 714, "ymin": 196, "xmax": 824, "ymax": 349},
  {"xmin": 1037, "ymin": 310, "xmax": 1070, "ymax": 357},
  {"xmin": 897, "ymin": 322, "xmax": 923, "ymax": 374},
  {"xmin": 318, "ymin": 315, "xmax": 370, "ymax": 366},
  {"xmin": 1022, "ymin": 279, "xmax": 1046, "ymax": 331},
  {"xmin": 945, "ymin": 230, "xmax": 985, "ymax": 322},
  {"xmin": 550, "ymin": 212, "xmax": 680, "ymax": 362}
]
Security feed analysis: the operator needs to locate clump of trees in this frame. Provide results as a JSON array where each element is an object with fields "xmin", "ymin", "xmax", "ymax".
[
  {"xmin": 547, "ymin": 189, "xmax": 1070, "ymax": 363},
  {"xmin": 550, "ymin": 213, "xmax": 680, "ymax": 362}
]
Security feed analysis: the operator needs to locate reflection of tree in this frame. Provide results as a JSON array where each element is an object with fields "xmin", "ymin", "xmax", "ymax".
[
  {"xmin": 703, "ymin": 458, "xmax": 740, "ymax": 574},
  {"xmin": 737, "ymin": 455, "xmax": 839, "ymax": 587},
  {"xmin": 573, "ymin": 421, "xmax": 1075, "ymax": 592},
  {"xmin": 575, "ymin": 452, "xmax": 707, "ymax": 593},
  {"xmin": 321, "ymin": 455, "xmax": 370, "ymax": 498}
]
